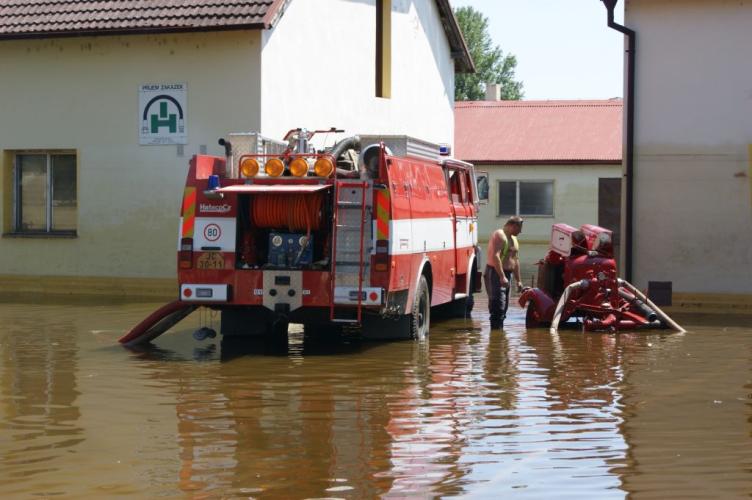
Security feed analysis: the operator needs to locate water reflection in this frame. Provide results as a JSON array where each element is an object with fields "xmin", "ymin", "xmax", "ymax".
[
  {"xmin": 1, "ymin": 300, "xmax": 752, "ymax": 497},
  {"xmin": 0, "ymin": 312, "xmax": 83, "ymax": 495}
]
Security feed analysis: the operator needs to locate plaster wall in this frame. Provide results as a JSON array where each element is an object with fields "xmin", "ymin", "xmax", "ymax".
[
  {"xmin": 0, "ymin": 31, "xmax": 262, "ymax": 279},
  {"xmin": 477, "ymin": 164, "xmax": 622, "ymax": 243},
  {"xmin": 627, "ymin": 0, "xmax": 752, "ymax": 293},
  {"xmin": 476, "ymin": 163, "xmax": 621, "ymax": 281},
  {"xmin": 260, "ymin": 0, "xmax": 455, "ymax": 147}
]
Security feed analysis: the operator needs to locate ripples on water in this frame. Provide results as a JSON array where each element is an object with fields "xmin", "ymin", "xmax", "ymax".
[{"xmin": 0, "ymin": 299, "xmax": 750, "ymax": 498}]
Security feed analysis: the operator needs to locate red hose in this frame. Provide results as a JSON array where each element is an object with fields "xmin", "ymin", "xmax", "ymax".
[{"xmin": 251, "ymin": 193, "xmax": 323, "ymax": 232}]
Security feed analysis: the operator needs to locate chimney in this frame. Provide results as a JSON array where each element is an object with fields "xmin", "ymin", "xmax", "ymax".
[{"xmin": 485, "ymin": 82, "xmax": 501, "ymax": 101}]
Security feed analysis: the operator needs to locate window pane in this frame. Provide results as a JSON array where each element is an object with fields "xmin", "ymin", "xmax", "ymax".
[
  {"xmin": 498, "ymin": 181, "xmax": 516, "ymax": 215},
  {"xmin": 52, "ymin": 154, "xmax": 77, "ymax": 231},
  {"xmin": 18, "ymin": 154, "xmax": 47, "ymax": 231},
  {"xmin": 520, "ymin": 182, "xmax": 553, "ymax": 216}
]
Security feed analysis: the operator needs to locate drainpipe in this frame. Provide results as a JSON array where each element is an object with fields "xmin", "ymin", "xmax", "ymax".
[{"xmin": 602, "ymin": 0, "xmax": 635, "ymax": 282}]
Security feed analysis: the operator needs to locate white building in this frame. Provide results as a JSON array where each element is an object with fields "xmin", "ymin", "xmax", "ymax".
[
  {"xmin": 0, "ymin": 0, "xmax": 472, "ymax": 298},
  {"xmin": 616, "ymin": 0, "xmax": 752, "ymax": 313}
]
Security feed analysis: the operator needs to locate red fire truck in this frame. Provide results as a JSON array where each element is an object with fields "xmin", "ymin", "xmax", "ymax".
[{"xmin": 120, "ymin": 128, "xmax": 482, "ymax": 346}]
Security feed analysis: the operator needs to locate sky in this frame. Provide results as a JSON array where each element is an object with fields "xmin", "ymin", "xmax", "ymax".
[{"xmin": 449, "ymin": 0, "xmax": 625, "ymax": 100}]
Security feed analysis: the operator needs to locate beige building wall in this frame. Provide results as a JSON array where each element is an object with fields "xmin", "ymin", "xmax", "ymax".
[
  {"xmin": 477, "ymin": 163, "xmax": 621, "ymax": 281},
  {"xmin": 260, "ymin": 0, "xmax": 456, "ymax": 147},
  {"xmin": 628, "ymin": 0, "xmax": 752, "ymax": 295},
  {"xmin": 478, "ymin": 164, "xmax": 622, "ymax": 243},
  {"xmin": 0, "ymin": 31, "xmax": 262, "ymax": 285}
]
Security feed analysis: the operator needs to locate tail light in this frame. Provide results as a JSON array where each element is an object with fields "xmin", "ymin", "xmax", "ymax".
[
  {"xmin": 374, "ymin": 239, "xmax": 389, "ymax": 272},
  {"xmin": 179, "ymin": 237, "xmax": 193, "ymax": 269}
]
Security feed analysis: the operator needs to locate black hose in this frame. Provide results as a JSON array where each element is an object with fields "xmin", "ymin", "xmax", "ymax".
[
  {"xmin": 329, "ymin": 135, "xmax": 360, "ymax": 163},
  {"xmin": 619, "ymin": 289, "xmax": 657, "ymax": 322}
]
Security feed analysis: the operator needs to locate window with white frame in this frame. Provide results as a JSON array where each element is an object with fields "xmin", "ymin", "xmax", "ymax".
[
  {"xmin": 498, "ymin": 180, "xmax": 554, "ymax": 217},
  {"xmin": 12, "ymin": 152, "xmax": 77, "ymax": 234}
]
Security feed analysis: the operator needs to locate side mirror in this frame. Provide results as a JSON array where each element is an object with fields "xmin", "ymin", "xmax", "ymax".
[{"xmin": 476, "ymin": 171, "xmax": 489, "ymax": 204}]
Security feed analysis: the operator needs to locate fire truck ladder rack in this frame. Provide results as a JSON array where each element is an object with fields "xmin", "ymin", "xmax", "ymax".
[{"xmin": 330, "ymin": 180, "xmax": 373, "ymax": 323}]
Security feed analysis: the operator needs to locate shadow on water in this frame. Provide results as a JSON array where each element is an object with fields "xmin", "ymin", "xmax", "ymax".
[{"xmin": 121, "ymin": 323, "xmax": 417, "ymax": 363}]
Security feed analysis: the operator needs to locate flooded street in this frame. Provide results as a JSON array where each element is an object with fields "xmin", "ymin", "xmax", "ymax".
[{"xmin": 1, "ymin": 298, "xmax": 751, "ymax": 498}]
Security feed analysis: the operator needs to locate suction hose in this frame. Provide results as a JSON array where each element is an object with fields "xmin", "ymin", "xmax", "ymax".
[
  {"xmin": 618, "ymin": 279, "xmax": 686, "ymax": 333},
  {"xmin": 549, "ymin": 280, "xmax": 589, "ymax": 335},
  {"xmin": 329, "ymin": 136, "xmax": 360, "ymax": 165}
]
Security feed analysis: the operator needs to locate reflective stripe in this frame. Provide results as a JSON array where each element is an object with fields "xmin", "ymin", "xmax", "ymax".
[
  {"xmin": 375, "ymin": 188, "xmax": 390, "ymax": 240},
  {"xmin": 502, "ymin": 235, "xmax": 519, "ymax": 260},
  {"xmin": 181, "ymin": 187, "xmax": 196, "ymax": 238}
]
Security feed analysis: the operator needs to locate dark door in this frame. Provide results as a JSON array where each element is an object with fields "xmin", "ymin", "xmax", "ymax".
[{"xmin": 598, "ymin": 178, "xmax": 622, "ymax": 253}]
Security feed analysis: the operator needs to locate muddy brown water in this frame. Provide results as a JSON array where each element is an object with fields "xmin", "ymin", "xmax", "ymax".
[{"xmin": 1, "ymin": 297, "xmax": 750, "ymax": 499}]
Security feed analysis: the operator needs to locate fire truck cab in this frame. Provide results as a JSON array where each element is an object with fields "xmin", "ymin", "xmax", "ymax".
[{"xmin": 136, "ymin": 128, "xmax": 482, "ymax": 344}]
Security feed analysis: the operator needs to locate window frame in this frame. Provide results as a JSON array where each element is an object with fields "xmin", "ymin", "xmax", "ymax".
[
  {"xmin": 9, "ymin": 150, "xmax": 78, "ymax": 237},
  {"xmin": 497, "ymin": 179, "xmax": 555, "ymax": 218}
]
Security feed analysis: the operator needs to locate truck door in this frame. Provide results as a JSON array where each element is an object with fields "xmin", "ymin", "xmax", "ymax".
[
  {"xmin": 448, "ymin": 168, "xmax": 472, "ymax": 285},
  {"xmin": 388, "ymin": 159, "xmax": 413, "ymax": 290}
]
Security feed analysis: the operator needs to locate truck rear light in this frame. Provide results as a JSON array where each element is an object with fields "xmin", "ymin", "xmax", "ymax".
[
  {"xmin": 374, "ymin": 240, "xmax": 389, "ymax": 272},
  {"xmin": 179, "ymin": 237, "xmax": 193, "ymax": 269}
]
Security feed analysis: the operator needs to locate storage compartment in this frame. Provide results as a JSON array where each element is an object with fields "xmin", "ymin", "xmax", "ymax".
[
  {"xmin": 235, "ymin": 192, "xmax": 332, "ymax": 270},
  {"xmin": 550, "ymin": 223, "xmax": 579, "ymax": 257}
]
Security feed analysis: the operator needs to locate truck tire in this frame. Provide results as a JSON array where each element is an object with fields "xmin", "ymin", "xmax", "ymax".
[
  {"xmin": 360, "ymin": 314, "xmax": 412, "ymax": 340},
  {"xmin": 410, "ymin": 275, "xmax": 430, "ymax": 340}
]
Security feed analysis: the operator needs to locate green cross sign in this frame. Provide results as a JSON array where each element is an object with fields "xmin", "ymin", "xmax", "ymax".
[{"xmin": 151, "ymin": 101, "xmax": 177, "ymax": 134}]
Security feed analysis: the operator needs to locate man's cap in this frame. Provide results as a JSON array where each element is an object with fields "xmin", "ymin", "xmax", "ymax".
[{"xmin": 506, "ymin": 216, "xmax": 524, "ymax": 226}]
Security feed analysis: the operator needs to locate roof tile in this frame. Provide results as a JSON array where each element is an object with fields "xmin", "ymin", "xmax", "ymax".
[
  {"xmin": 0, "ymin": 0, "xmax": 277, "ymax": 37},
  {"xmin": 454, "ymin": 99, "xmax": 623, "ymax": 163}
]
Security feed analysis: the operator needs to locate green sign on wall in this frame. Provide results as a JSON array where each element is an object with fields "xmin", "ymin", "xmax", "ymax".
[{"xmin": 139, "ymin": 83, "xmax": 187, "ymax": 145}]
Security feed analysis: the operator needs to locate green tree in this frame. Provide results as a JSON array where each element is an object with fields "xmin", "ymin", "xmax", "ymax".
[{"xmin": 454, "ymin": 6, "xmax": 523, "ymax": 101}]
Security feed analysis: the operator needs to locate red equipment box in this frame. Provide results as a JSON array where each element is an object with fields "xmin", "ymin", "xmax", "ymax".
[
  {"xmin": 580, "ymin": 224, "xmax": 613, "ymax": 257},
  {"xmin": 550, "ymin": 223, "xmax": 579, "ymax": 257}
]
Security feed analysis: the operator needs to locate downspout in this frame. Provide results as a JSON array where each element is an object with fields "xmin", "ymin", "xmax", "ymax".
[{"xmin": 602, "ymin": 0, "xmax": 635, "ymax": 282}]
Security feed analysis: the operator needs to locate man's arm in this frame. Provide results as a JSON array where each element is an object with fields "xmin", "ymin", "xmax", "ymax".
[{"xmin": 513, "ymin": 259, "xmax": 522, "ymax": 291}]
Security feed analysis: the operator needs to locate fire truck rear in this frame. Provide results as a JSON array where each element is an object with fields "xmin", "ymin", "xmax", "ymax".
[{"xmin": 120, "ymin": 128, "xmax": 482, "ymax": 345}]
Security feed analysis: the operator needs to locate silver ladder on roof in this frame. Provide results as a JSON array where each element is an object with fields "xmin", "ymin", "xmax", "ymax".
[{"xmin": 330, "ymin": 180, "xmax": 373, "ymax": 323}]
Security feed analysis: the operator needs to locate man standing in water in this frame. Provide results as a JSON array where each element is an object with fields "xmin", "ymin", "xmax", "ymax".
[{"xmin": 484, "ymin": 216, "xmax": 523, "ymax": 328}]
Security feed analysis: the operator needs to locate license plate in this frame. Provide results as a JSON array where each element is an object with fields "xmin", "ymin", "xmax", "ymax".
[{"xmin": 197, "ymin": 252, "xmax": 225, "ymax": 270}]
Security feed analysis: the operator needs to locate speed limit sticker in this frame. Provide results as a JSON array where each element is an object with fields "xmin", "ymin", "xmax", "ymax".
[{"xmin": 203, "ymin": 223, "xmax": 221, "ymax": 241}]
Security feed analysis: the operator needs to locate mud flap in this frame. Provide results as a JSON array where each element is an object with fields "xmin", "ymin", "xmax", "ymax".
[{"xmin": 119, "ymin": 301, "xmax": 197, "ymax": 347}]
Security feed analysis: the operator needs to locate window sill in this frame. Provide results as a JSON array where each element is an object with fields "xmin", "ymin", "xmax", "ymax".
[{"xmin": 3, "ymin": 231, "xmax": 78, "ymax": 239}]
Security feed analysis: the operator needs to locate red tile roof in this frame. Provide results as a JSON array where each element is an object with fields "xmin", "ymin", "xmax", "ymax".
[
  {"xmin": 454, "ymin": 99, "xmax": 623, "ymax": 164},
  {"xmin": 0, "ymin": 0, "xmax": 282, "ymax": 37}
]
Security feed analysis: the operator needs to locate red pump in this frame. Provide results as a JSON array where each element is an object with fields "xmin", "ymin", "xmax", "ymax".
[{"xmin": 520, "ymin": 223, "xmax": 683, "ymax": 333}]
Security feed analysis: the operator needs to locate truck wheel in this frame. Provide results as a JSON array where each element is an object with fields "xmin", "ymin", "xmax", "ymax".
[{"xmin": 410, "ymin": 276, "xmax": 430, "ymax": 340}]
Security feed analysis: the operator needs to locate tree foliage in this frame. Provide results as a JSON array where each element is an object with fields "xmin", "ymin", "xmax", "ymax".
[{"xmin": 454, "ymin": 6, "xmax": 523, "ymax": 101}]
